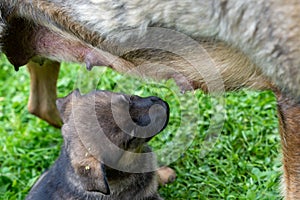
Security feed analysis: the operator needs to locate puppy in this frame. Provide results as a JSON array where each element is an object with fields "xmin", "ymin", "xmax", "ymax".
[{"xmin": 26, "ymin": 89, "xmax": 170, "ymax": 200}]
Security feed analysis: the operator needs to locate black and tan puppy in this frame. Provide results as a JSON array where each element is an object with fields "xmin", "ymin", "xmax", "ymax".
[{"xmin": 26, "ymin": 89, "xmax": 169, "ymax": 200}]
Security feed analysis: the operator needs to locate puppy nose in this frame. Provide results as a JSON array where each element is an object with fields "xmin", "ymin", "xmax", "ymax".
[
  {"xmin": 129, "ymin": 95, "xmax": 169, "ymax": 127},
  {"xmin": 130, "ymin": 95, "xmax": 168, "ymax": 111},
  {"xmin": 130, "ymin": 95, "xmax": 161, "ymax": 104},
  {"xmin": 130, "ymin": 95, "xmax": 160, "ymax": 101}
]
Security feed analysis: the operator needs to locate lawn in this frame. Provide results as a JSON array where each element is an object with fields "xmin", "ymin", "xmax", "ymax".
[{"xmin": 0, "ymin": 54, "xmax": 281, "ymax": 199}]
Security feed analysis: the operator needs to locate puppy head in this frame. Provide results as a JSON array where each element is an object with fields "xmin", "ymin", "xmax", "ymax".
[{"xmin": 56, "ymin": 89, "xmax": 169, "ymax": 194}]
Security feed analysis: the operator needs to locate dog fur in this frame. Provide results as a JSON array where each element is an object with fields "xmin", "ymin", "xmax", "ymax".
[{"xmin": 1, "ymin": 0, "xmax": 300, "ymax": 199}]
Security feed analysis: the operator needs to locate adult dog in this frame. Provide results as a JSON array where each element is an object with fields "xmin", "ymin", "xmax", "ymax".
[{"xmin": 1, "ymin": 1, "xmax": 300, "ymax": 199}]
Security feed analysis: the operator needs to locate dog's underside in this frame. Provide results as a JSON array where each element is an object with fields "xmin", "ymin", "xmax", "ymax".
[{"xmin": 1, "ymin": 0, "xmax": 300, "ymax": 199}]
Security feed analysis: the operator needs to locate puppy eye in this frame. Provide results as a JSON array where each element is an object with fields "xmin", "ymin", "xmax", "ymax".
[
  {"xmin": 128, "ymin": 96, "xmax": 134, "ymax": 105},
  {"xmin": 122, "ymin": 141, "xmax": 127, "ymax": 149},
  {"xmin": 129, "ymin": 95, "xmax": 138, "ymax": 101},
  {"xmin": 128, "ymin": 137, "xmax": 135, "ymax": 144},
  {"xmin": 126, "ymin": 137, "xmax": 136, "ymax": 148}
]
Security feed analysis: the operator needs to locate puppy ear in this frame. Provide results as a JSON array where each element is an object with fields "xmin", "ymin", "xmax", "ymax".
[
  {"xmin": 56, "ymin": 89, "xmax": 81, "ymax": 123},
  {"xmin": 75, "ymin": 161, "xmax": 110, "ymax": 195}
]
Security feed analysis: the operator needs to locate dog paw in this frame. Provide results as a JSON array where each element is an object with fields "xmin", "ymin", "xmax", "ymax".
[{"xmin": 156, "ymin": 166, "xmax": 176, "ymax": 186}]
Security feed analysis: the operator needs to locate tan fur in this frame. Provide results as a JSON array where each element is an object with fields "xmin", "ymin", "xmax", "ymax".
[
  {"xmin": 276, "ymin": 91, "xmax": 300, "ymax": 199},
  {"xmin": 2, "ymin": 1, "xmax": 300, "ymax": 199},
  {"xmin": 119, "ymin": 40, "xmax": 273, "ymax": 92}
]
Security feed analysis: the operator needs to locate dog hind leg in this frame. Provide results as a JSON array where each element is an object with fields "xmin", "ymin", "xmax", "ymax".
[{"xmin": 276, "ymin": 91, "xmax": 300, "ymax": 199}]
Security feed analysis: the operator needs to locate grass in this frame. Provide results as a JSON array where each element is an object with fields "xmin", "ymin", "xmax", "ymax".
[{"xmin": 0, "ymin": 54, "xmax": 281, "ymax": 199}]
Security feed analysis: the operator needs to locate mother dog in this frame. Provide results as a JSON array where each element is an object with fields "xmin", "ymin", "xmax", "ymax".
[{"xmin": 1, "ymin": 1, "xmax": 300, "ymax": 199}]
